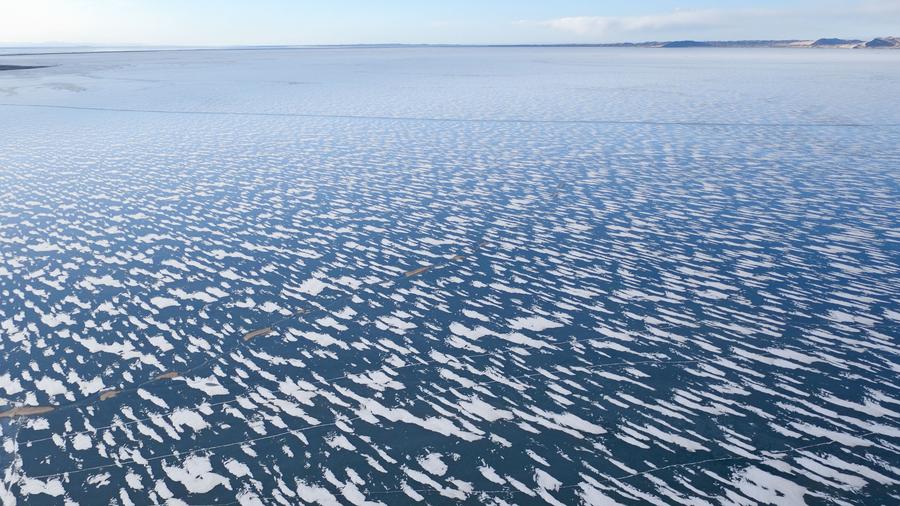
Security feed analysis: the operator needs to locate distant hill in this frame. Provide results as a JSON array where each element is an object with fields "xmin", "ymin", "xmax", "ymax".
[
  {"xmin": 811, "ymin": 38, "xmax": 863, "ymax": 47},
  {"xmin": 661, "ymin": 41, "xmax": 712, "ymax": 48},
  {"xmin": 865, "ymin": 37, "xmax": 900, "ymax": 48}
]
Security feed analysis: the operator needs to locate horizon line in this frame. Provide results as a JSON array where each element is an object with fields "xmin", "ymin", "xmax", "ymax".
[{"xmin": 2, "ymin": 36, "xmax": 899, "ymax": 57}]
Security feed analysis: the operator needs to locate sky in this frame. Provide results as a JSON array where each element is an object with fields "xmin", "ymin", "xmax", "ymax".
[{"xmin": 1, "ymin": 0, "xmax": 899, "ymax": 46}]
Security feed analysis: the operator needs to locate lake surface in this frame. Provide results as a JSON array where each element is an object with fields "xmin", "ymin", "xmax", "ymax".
[{"xmin": 1, "ymin": 47, "xmax": 899, "ymax": 505}]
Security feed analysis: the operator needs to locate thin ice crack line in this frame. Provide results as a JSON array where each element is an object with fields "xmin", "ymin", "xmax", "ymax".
[
  {"xmin": 368, "ymin": 429, "xmax": 890, "ymax": 498},
  {"xmin": 22, "ymin": 417, "xmax": 360, "ymax": 481},
  {"xmin": 18, "ymin": 397, "xmax": 897, "ymax": 493},
  {"xmin": 15, "ymin": 299, "xmax": 894, "ymax": 446},
  {"xmin": 19, "ymin": 346, "xmax": 693, "ymax": 479},
  {"xmin": 14, "ymin": 342, "xmax": 690, "ymax": 447},
  {"xmin": 2, "ymin": 103, "xmax": 898, "ymax": 128},
  {"xmin": 16, "ymin": 355, "xmax": 895, "ymax": 484},
  {"xmin": 40, "ymin": 346, "xmax": 893, "ymax": 457},
  {"xmin": 12, "ymin": 351, "xmax": 786, "ymax": 482},
  {"xmin": 17, "ymin": 356, "xmax": 700, "ymax": 480},
  {"xmin": 564, "ymin": 431, "xmax": 892, "ymax": 489}
]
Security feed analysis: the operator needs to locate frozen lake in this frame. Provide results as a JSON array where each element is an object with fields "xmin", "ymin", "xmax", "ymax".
[{"xmin": 1, "ymin": 47, "xmax": 899, "ymax": 505}]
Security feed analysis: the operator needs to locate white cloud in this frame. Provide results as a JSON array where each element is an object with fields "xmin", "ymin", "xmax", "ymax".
[
  {"xmin": 524, "ymin": 2, "xmax": 900, "ymax": 42},
  {"xmin": 533, "ymin": 10, "xmax": 726, "ymax": 37}
]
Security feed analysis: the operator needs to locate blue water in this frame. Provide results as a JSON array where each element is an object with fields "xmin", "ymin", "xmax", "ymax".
[{"xmin": 1, "ymin": 47, "xmax": 899, "ymax": 505}]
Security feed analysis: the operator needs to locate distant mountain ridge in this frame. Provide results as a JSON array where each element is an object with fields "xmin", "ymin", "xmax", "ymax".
[{"xmin": 616, "ymin": 37, "xmax": 900, "ymax": 49}]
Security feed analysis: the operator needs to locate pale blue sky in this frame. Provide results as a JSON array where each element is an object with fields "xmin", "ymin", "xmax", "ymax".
[{"xmin": 2, "ymin": 0, "xmax": 898, "ymax": 46}]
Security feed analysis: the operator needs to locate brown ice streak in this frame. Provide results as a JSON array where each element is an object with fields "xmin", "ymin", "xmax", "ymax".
[
  {"xmin": 99, "ymin": 389, "xmax": 121, "ymax": 401},
  {"xmin": 0, "ymin": 406, "xmax": 55, "ymax": 419},
  {"xmin": 404, "ymin": 265, "xmax": 433, "ymax": 277},
  {"xmin": 243, "ymin": 327, "xmax": 274, "ymax": 342}
]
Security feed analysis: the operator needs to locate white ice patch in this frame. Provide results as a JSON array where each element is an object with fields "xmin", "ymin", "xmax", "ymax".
[
  {"xmin": 20, "ymin": 478, "xmax": 65, "ymax": 497},
  {"xmin": 224, "ymin": 459, "xmax": 252, "ymax": 478},
  {"xmin": 418, "ymin": 453, "xmax": 448, "ymax": 476},
  {"xmin": 508, "ymin": 316, "xmax": 563, "ymax": 332},
  {"xmin": 72, "ymin": 433, "xmax": 92, "ymax": 450},
  {"xmin": 150, "ymin": 297, "xmax": 180, "ymax": 309},
  {"xmin": 28, "ymin": 242, "xmax": 61, "ymax": 253},
  {"xmin": 0, "ymin": 373, "xmax": 23, "ymax": 395},
  {"xmin": 296, "ymin": 481, "xmax": 341, "ymax": 505},
  {"xmin": 35, "ymin": 376, "xmax": 68, "ymax": 397},
  {"xmin": 182, "ymin": 375, "xmax": 229, "ymax": 396},
  {"xmin": 170, "ymin": 409, "xmax": 210, "ymax": 432},
  {"xmin": 449, "ymin": 322, "xmax": 492, "ymax": 340},
  {"xmin": 730, "ymin": 466, "xmax": 809, "ymax": 505},
  {"xmin": 40, "ymin": 313, "xmax": 74, "ymax": 328},
  {"xmin": 163, "ymin": 455, "xmax": 232, "ymax": 494},
  {"xmin": 298, "ymin": 277, "xmax": 328, "ymax": 296}
]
